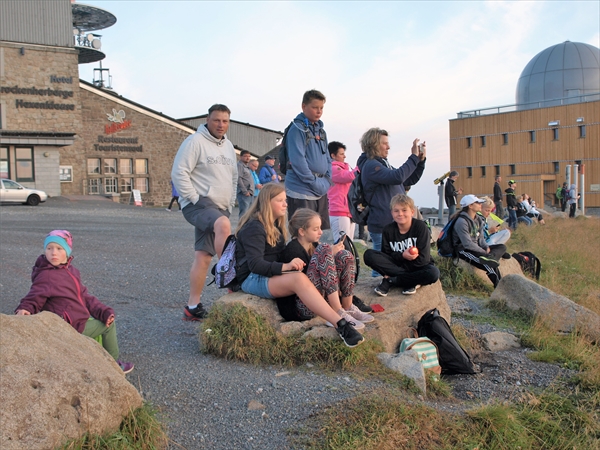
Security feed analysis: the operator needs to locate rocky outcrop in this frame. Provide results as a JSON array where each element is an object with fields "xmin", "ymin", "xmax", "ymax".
[
  {"xmin": 214, "ymin": 278, "xmax": 451, "ymax": 354},
  {"xmin": 0, "ymin": 312, "xmax": 143, "ymax": 450},
  {"xmin": 490, "ymin": 274, "xmax": 600, "ymax": 342},
  {"xmin": 481, "ymin": 331, "xmax": 521, "ymax": 352},
  {"xmin": 378, "ymin": 351, "xmax": 426, "ymax": 393}
]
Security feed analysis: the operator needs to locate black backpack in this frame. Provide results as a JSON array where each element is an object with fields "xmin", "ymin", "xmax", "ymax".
[
  {"xmin": 511, "ymin": 251, "xmax": 541, "ymax": 280},
  {"xmin": 417, "ymin": 308, "xmax": 476, "ymax": 375},
  {"xmin": 278, "ymin": 119, "xmax": 326, "ymax": 175},
  {"xmin": 347, "ymin": 170, "xmax": 370, "ymax": 226},
  {"xmin": 436, "ymin": 216, "xmax": 458, "ymax": 258},
  {"xmin": 342, "ymin": 235, "xmax": 360, "ymax": 280}
]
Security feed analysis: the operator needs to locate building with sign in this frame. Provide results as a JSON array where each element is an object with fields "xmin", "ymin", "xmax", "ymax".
[
  {"xmin": 0, "ymin": 0, "xmax": 282, "ymax": 206},
  {"xmin": 449, "ymin": 41, "xmax": 600, "ymax": 210}
]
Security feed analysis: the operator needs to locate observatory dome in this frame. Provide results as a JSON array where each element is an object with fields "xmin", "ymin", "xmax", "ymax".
[{"xmin": 516, "ymin": 41, "xmax": 600, "ymax": 110}]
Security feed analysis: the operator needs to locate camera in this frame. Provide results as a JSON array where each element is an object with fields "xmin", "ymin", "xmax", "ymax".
[{"xmin": 418, "ymin": 143, "xmax": 424, "ymax": 154}]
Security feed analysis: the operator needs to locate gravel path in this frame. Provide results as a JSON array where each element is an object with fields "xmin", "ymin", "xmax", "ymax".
[{"xmin": 0, "ymin": 199, "xmax": 573, "ymax": 449}]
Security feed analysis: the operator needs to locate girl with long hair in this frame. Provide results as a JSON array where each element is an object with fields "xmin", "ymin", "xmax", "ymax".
[
  {"xmin": 235, "ymin": 184, "xmax": 364, "ymax": 348},
  {"xmin": 280, "ymin": 208, "xmax": 374, "ymax": 327}
]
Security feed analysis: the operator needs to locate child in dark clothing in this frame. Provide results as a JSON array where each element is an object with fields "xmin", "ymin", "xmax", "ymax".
[
  {"xmin": 280, "ymin": 208, "xmax": 373, "ymax": 328},
  {"xmin": 364, "ymin": 194, "xmax": 440, "ymax": 297},
  {"xmin": 15, "ymin": 230, "xmax": 133, "ymax": 374}
]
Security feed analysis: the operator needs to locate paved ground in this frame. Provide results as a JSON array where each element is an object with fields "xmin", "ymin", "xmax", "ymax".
[{"xmin": 0, "ymin": 198, "xmax": 369, "ymax": 449}]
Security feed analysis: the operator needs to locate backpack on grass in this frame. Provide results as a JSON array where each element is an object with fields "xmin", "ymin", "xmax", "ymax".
[
  {"xmin": 417, "ymin": 308, "xmax": 477, "ymax": 375},
  {"xmin": 511, "ymin": 251, "xmax": 541, "ymax": 280},
  {"xmin": 210, "ymin": 235, "xmax": 240, "ymax": 290},
  {"xmin": 399, "ymin": 330, "xmax": 442, "ymax": 376},
  {"xmin": 436, "ymin": 216, "xmax": 458, "ymax": 258}
]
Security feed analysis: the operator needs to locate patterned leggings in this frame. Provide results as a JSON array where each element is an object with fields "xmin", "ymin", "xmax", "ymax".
[{"xmin": 296, "ymin": 243, "xmax": 356, "ymax": 317}]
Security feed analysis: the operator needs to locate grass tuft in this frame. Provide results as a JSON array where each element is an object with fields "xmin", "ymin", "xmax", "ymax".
[
  {"xmin": 434, "ymin": 256, "xmax": 493, "ymax": 296},
  {"xmin": 60, "ymin": 403, "xmax": 168, "ymax": 450},
  {"xmin": 200, "ymin": 303, "xmax": 384, "ymax": 371}
]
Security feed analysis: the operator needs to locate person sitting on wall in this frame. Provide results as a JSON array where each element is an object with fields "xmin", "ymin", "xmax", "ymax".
[{"xmin": 522, "ymin": 194, "xmax": 545, "ymax": 224}]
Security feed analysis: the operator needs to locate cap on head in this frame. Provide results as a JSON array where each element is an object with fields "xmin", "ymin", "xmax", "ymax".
[
  {"xmin": 265, "ymin": 155, "xmax": 275, "ymax": 161},
  {"xmin": 509, "ymin": 179, "xmax": 516, "ymax": 185},
  {"xmin": 44, "ymin": 230, "xmax": 73, "ymax": 258},
  {"xmin": 460, "ymin": 194, "xmax": 485, "ymax": 208}
]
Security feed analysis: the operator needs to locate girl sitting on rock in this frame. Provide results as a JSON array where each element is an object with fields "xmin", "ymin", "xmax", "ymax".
[
  {"xmin": 279, "ymin": 208, "xmax": 374, "ymax": 327},
  {"xmin": 235, "ymin": 184, "xmax": 364, "ymax": 348},
  {"xmin": 15, "ymin": 230, "xmax": 133, "ymax": 374}
]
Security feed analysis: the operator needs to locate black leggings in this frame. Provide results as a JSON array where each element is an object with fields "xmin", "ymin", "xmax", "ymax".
[{"xmin": 458, "ymin": 250, "xmax": 502, "ymax": 288}]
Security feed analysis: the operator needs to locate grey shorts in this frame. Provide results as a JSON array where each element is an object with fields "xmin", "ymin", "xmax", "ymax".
[{"xmin": 182, "ymin": 198, "xmax": 230, "ymax": 255}]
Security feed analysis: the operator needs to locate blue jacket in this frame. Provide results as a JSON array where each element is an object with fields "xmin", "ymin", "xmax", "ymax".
[
  {"xmin": 259, "ymin": 164, "xmax": 279, "ymax": 184},
  {"xmin": 357, "ymin": 152, "xmax": 424, "ymax": 234},
  {"xmin": 283, "ymin": 113, "xmax": 332, "ymax": 198}
]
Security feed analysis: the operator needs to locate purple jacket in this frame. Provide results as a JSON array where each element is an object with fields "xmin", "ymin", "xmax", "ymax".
[{"xmin": 15, "ymin": 255, "xmax": 114, "ymax": 333}]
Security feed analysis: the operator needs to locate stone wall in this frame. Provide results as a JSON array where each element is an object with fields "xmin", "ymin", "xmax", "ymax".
[{"xmin": 0, "ymin": 42, "xmax": 81, "ymax": 133}]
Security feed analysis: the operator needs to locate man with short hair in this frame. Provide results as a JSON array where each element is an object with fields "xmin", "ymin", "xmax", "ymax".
[
  {"xmin": 237, "ymin": 150, "xmax": 254, "ymax": 218},
  {"xmin": 284, "ymin": 89, "xmax": 333, "ymax": 229},
  {"xmin": 444, "ymin": 171, "xmax": 462, "ymax": 219},
  {"xmin": 493, "ymin": 175, "xmax": 504, "ymax": 219},
  {"xmin": 171, "ymin": 104, "xmax": 237, "ymax": 321},
  {"xmin": 259, "ymin": 155, "xmax": 280, "ymax": 185}
]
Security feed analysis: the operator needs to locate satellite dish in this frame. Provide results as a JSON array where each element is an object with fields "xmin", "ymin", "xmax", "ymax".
[
  {"xmin": 87, "ymin": 33, "xmax": 95, "ymax": 42},
  {"xmin": 73, "ymin": 28, "xmax": 80, "ymax": 35},
  {"xmin": 91, "ymin": 39, "xmax": 101, "ymax": 49}
]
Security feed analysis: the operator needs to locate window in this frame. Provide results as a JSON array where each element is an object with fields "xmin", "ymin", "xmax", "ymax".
[
  {"xmin": 88, "ymin": 178, "xmax": 101, "ymax": 194},
  {"xmin": 135, "ymin": 177, "xmax": 148, "ymax": 193},
  {"xmin": 120, "ymin": 178, "xmax": 133, "ymax": 193},
  {"xmin": 554, "ymin": 161, "xmax": 559, "ymax": 173},
  {"xmin": 495, "ymin": 165, "xmax": 500, "ymax": 176},
  {"xmin": 529, "ymin": 130, "xmax": 536, "ymax": 143},
  {"xmin": 87, "ymin": 158, "xmax": 101, "ymax": 174},
  {"xmin": 502, "ymin": 133, "xmax": 509, "ymax": 145},
  {"xmin": 481, "ymin": 166, "xmax": 486, "ymax": 177},
  {"xmin": 480, "ymin": 136, "xmax": 486, "ymax": 147},
  {"xmin": 105, "ymin": 177, "xmax": 118, "ymax": 193},
  {"xmin": 552, "ymin": 128, "xmax": 559, "ymax": 140},
  {"xmin": 135, "ymin": 159, "xmax": 148, "ymax": 174},
  {"xmin": 0, "ymin": 146, "xmax": 9, "ymax": 178},
  {"xmin": 466, "ymin": 137, "xmax": 472, "ymax": 148},
  {"xmin": 104, "ymin": 158, "xmax": 117, "ymax": 174},
  {"xmin": 510, "ymin": 164, "xmax": 516, "ymax": 175},
  {"xmin": 119, "ymin": 158, "xmax": 132, "ymax": 174},
  {"xmin": 467, "ymin": 167, "xmax": 472, "ymax": 178},
  {"xmin": 575, "ymin": 160, "xmax": 582, "ymax": 166},
  {"xmin": 579, "ymin": 125, "xmax": 586, "ymax": 138},
  {"xmin": 15, "ymin": 147, "xmax": 34, "ymax": 182}
]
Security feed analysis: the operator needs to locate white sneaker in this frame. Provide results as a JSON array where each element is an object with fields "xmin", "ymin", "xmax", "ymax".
[
  {"xmin": 345, "ymin": 304, "xmax": 374, "ymax": 323},
  {"xmin": 326, "ymin": 310, "xmax": 365, "ymax": 330}
]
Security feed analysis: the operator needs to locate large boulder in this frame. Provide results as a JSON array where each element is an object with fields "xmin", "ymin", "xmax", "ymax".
[
  {"xmin": 0, "ymin": 312, "xmax": 143, "ymax": 450},
  {"xmin": 490, "ymin": 274, "xmax": 600, "ymax": 342},
  {"xmin": 354, "ymin": 279, "xmax": 450, "ymax": 353},
  {"xmin": 216, "ymin": 277, "xmax": 451, "ymax": 354},
  {"xmin": 457, "ymin": 256, "xmax": 523, "ymax": 286}
]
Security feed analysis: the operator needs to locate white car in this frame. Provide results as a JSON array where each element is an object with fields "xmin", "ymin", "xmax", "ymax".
[{"xmin": 0, "ymin": 179, "xmax": 48, "ymax": 206}]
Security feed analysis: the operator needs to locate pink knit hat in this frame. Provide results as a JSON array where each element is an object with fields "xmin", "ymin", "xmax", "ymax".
[{"xmin": 44, "ymin": 230, "xmax": 73, "ymax": 257}]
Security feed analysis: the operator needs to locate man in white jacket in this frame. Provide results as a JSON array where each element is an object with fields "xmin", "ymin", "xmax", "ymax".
[{"xmin": 171, "ymin": 104, "xmax": 237, "ymax": 321}]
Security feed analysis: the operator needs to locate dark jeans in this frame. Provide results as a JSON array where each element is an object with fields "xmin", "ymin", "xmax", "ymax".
[
  {"xmin": 363, "ymin": 249, "xmax": 440, "ymax": 288},
  {"xmin": 561, "ymin": 199, "xmax": 567, "ymax": 212},
  {"xmin": 494, "ymin": 201, "xmax": 504, "ymax": 219},
  {"xmin": 168, "ymin": 196, "xmax": 180, "ymax": 210},
  {"xmin": 569, "ymin": 203, "xmax": 576, "ymax": 218},
  {"xmin": 286, "ymin": 195, "xmax": 330, "ymax": 229},
  {"xmin": 507, "ymin": 208, "xmax": 517, "ymax": 230}
]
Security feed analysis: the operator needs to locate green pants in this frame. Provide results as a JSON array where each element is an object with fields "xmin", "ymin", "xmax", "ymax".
[{"xmin": 83, "ymin": 318, "xmax": 119, "ymax": 360}]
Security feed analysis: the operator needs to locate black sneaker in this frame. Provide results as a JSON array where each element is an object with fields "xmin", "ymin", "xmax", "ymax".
[
  {"xmin": 336, "ymin": 318, "xmax": 364, "ymax": 348},
  {"xmin": 374, "ymin": 278, "xmax": 392, "ymax": 297},
  {"xmin": 502, "ymin": 252, "xmax": 511, "ymax": 259},
  {"xmin": 183, "ymin": 304, "xmax": 208, "ymax": 321},
  {"xmin": 352, "ymin": 295, "xmax": 373, "ymax": 313}
]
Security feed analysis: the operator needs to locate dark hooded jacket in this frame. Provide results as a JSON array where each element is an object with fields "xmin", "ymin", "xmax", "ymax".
[
  {"xmin": 356, "ymin": 152, "xmax": 425, "ymax": 234},
  {"xmin": 15, "ymin": 255, "xmax": 114, "ymax": 333}
]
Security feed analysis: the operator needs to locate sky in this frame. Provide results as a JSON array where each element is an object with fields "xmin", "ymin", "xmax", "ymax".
[{"xmin": 77, "ymin": 0, "xmax": 600, "ymax": 208}]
